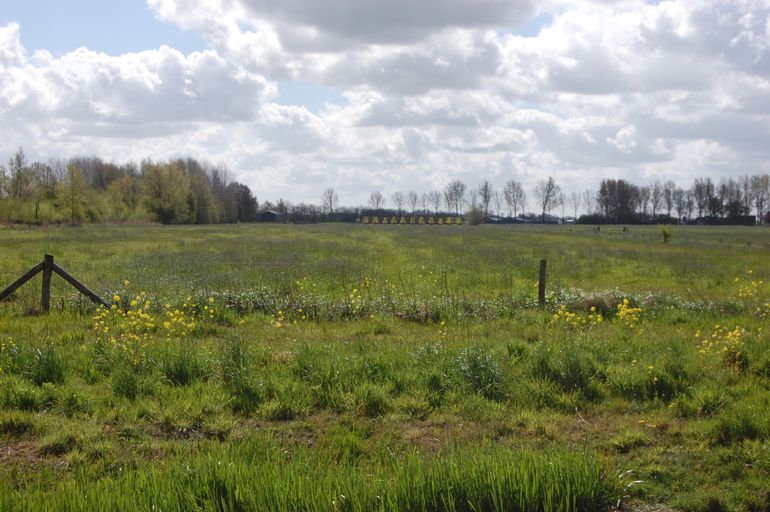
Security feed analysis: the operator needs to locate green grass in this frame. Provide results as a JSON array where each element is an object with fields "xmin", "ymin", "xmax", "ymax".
[
  {"xmin": 0, "ymin": 438, "xmax": 610, "ymax": 512},
  {"xmin": 1, "ymin": 223, "xmax": 769, "ymax": 511}
]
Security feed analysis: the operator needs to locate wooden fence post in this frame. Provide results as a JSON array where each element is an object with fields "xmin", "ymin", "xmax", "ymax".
[
  {"xmin": 0, "ymin": 254, "xmax": 108, "ymax": 311},
  {"xmin": 538, "ymin": 259, "xmax": 547, "ymax": 309},
  {"xmin": 42, "ymin": 254, "xmax": 54, "ymax": 312}
]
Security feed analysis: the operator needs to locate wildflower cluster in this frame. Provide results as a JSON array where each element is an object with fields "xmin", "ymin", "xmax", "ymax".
[
  {"xmin": 616, "ymin": 299, "xmax": 642, "ymax": 328},
  {"xmin": 757, "ymin": 302, "xmax": 770, "ymax": 320},
  {"xmin": 92, "ymin": 284, "xmax": 219, "ymax": 365},
  {"xmin": 645, "ymin": 363, "xmax": 658, "ymax": 387},
  {"xmin": 735, "ymin": 270, "xmax": 763, "ymax": 303},
  {"xmin": 160, "ymin": 298, "xmax": 202, "ymax": 340},
  {"xmin": 550, "ymin": 305, "xmax": 603, "ymax": 330},
  {"xmin": 294, "ymin": 277, "xmax": 316, "ymax": 293},
  {"xmin": 271, "ymin": 309, "xmax": 287, "ymax": 328},
  {"xmin": 93, "ymin": 292, "xmax": 156, "ymax": 367},
  {"xmin": 348, "ymin": 287, "xmax": 364, "ymax": 316},
  {"xmin": 0, "ymin": 336, "xmax": 16, "ymax": 355},
  {"xmin": 696, "ymin": 324, "xmax": 746, "ymax": 373},
  {"xmin": 0, "ymin": 336, "xmax": 19, "ymax": 374}
]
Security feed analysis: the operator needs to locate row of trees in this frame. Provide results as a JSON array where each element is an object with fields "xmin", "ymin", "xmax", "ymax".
[
  {"xmin": 3, "ymin": 148, "xmax": 768, "ymax": 225},
  {"xmin": 590, "ymin": 176, "xmax": 769, "ymax": 224},
  {"xmin": 0, "ymin": 149, "xmax": 257, "ymax": 225},
  {"xmin": 360, "ymin": 180, "xmax": 529, "ymax": 219},
  {"xmin": 352, "ymin": 174, "xmax": 769, "ymax": 225}
]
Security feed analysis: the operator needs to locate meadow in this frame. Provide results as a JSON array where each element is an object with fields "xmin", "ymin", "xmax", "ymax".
[{"xmin": 0, "ymin": 223, "xmax": 769, "ymax": 511}]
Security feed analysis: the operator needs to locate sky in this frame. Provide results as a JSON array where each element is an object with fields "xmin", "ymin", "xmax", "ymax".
[{"xmin": 2, "ymin": 0, "xmax": 770, "ymax": 207}]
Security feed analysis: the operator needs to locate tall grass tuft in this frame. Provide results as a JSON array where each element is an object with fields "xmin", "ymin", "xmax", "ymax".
[
  {"xmin": 220, "ymin": 337, "xmax": 270, "ymax": 414},
  {"xmin": 155, "ymin": 343, "xmax": 210, "ymax": 386},
  {"xmin": 0, "ymin": 437, "xmax": 614, "ymax": 512},
  {"xmin": 453, "ymin": 346, "xmax": 506, "ymax": 401},
  {"xmin": 27, "ymin": 344, "xmax": 66, "ymax": 386}
]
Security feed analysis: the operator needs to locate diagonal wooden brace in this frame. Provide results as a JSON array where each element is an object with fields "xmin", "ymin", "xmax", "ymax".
[
  {"xmin": 0, "ymin": 254, "xmax": 108, "ymax": 311},
  {"xmin": 0, "ymin": 261, "xmax": 45, "ymax": 302}
]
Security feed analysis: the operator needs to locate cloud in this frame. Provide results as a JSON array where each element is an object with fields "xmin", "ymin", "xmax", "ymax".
[
  {"xmin": 0, "ymin": 42, "xmax": 274, "ymax": 131},
  {"xmin": 4, "ymin": 0, "xmax": 770, "ymax": 207},
  {"xmin": 239, "ymin": 0, "xmax": 534, "ymax": 48},
  {"xmin": 0, "ymin": 23, "xmax": 25, "ymax": 66}
]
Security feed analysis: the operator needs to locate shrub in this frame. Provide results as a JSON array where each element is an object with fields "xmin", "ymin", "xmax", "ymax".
[
  {"xmin": 658, "ymin": 224, "xmax": 672, "ymax": 243},
  {"xmin": 466, "ymin": 207, "xmax": 484, "ymax": 226}
]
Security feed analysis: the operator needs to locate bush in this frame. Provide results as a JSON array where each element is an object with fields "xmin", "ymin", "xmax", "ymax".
[
  {"xmin": 466, "ymin": 207, "xmax": 484, "ymax": 225},
  {"xmin": 658, "ymin": 224, "xmax": 672, "ymax": 243}
]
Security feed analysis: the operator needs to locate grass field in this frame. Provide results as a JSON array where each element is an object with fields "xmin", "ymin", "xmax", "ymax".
[{"xmin": 1, "ymin": 223, "xmax": 769, "ymax": 511}]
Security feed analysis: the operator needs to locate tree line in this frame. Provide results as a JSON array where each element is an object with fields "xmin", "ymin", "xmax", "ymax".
[
  {"xmin": 352, "ymin": 175, "xmax": 769, "ymax": 225},
  {"xmin": 0, "ymin": 149, "xmax": 257, "ymax": 225},
  {"xmin": 2, "ymin": 148, "xmax": 768, "ymax": 225}
]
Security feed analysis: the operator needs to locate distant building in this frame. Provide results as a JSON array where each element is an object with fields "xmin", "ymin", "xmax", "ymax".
[{"xmin": 257, "ymin": 210, "xmax": 284, "ymax": 222}]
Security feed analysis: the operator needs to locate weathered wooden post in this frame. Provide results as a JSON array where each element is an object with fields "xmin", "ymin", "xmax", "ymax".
[
  {"xmin": 42, "ymin": 254, "xmax": 54, "ymax": 312},
  {"xmin": 538, "ymin": 259, "xmax": 547, "ymax": 309},
  {"xmin": 0, "ymin": 254, "xmax": 108, "ymax": 312}
]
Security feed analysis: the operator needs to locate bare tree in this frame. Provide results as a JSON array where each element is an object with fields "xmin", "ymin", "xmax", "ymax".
[
  {"xmin": 663, "ymin": 180, "xmax": 676, "ymax": 217},
  {"xmin": 427, "ymin": 190, "xmax": 442, "ymax": 215},
  {"xmin": 321, "ymin": 187, "xmax": 338, "ymax": 214},
  {"xmin": 478, "ymin": 180, "xmax": 492, "ymax": 219},
  {"xmin": 582, "ymin": 189, "xmax": 595, "ymax": 215},
  {"xmin": 650, "ymin": 181, "xmax": 663, "ymax": 218},
  {"xmin": 533, "ymin": 176, "xmax": 561, "ymax": 222},
  {"xmin": 569, "ymin": 192, "xmax": 581, "ymax": 219},
  {"xmin": 407, "ymin": 190, "xmax": 419, "ymax": 215},
  {"xmin": 503, "ymin": 179, "xmax": 526, "ymax": 217},
  {"xmin": 467, "ymin": 188, "xmax": 479, "ymax": 210},
  {"xmin": 673, "ymin": 187, "xmax": 685, "ymax": 221},
  {"xmin": 685, "ymin": 190, "xmax": 695, "ymax": 220},
  {"xmin": 420, "ymin": 192, "xmax": 429, "ymax": 214},
  {"xmin": 368, "ymin": 190, "xmax": 385, "ymax": 210},
  {"xmin": 691, "ymin": 177, "xmax": 714, "ymax": 218},
  {"xmin": 492, "ymin": 189, "xmax": 503, "ymax": 217},
  {"xmin": 638, "ymin": 186, "xmax": 651, "ymax": 217},
  {"xmin": 751, "ymin": 174, "xmax": 770, "ymax": 224},
  {"xmin": 391, "ymin": 191, "xmax": 405, "ymax": 216},
  {"xmin": 443, "ymin": 180, "xmax": 466, "ymax": 216}
]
